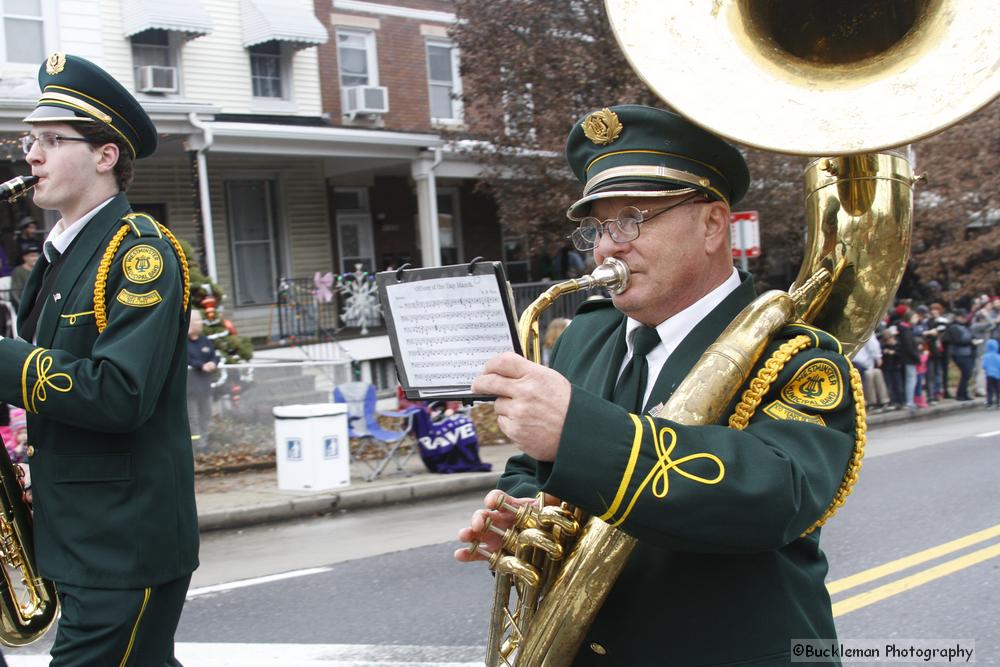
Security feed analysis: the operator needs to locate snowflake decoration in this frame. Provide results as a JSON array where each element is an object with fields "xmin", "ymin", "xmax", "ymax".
[{"xmin": 338, "ymin": 265, "xmax": 382, "ymax": 334}]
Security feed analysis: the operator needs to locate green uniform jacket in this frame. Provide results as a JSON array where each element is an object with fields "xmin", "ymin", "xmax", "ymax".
[
  {"xmin": 0, "ymin": 193, "xmax": 199, "ymax": 589},
  {"xmin": 500, "ymin": 274, "xmax": 856, "ymax": 666}
]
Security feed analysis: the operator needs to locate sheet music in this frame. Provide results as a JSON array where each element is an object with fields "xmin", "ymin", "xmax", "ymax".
[{"xmin": 384, "ymin": 274, "xmax": 516, "ymax": 392}]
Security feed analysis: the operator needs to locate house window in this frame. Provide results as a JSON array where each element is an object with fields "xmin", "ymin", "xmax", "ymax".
[
  {"xmin": 226, "ymin": 179, "xmax": 283, "ymax": 306},
  {"xmin": 3, "ymin": 0, "xmax": 45, "ymax": 64},
  {"xmin": 336, "ymin": 28, "xmax": 377, "ymax": 88},
  {"xmin": 250, "ymin": 41, "xmax": 284, "ymax": 99},
  {"xmin": 426, "ymin": 40, "xmax": 461, "ymax": 122},
  {"xmin": 131, "ymin": 29, "xmax": 178, "ymax": 93}
]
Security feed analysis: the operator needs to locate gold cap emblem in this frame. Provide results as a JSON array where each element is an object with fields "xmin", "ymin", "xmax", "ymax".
[
  {"xmin": 45, "ymin": 52, "xmax": 66, "ymax": 76},
  {"xmin": 582, "ymin": 108, "xmax": 623, "ymax": 146}
]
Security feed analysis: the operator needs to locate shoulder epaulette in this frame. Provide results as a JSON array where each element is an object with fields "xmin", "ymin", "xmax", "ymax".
[
  {"xmin": 122, "ymin": 212, "xmax": 164, "ymax": 239},
  {"xmin": 779, "ymin": 322, "xmax": 844, "ymax": 355},
  {"xmin": 93, "ymin": 213, "xmax": 190, "ymax": 333}
]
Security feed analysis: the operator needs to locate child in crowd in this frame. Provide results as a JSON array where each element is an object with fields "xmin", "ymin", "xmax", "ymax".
[
  {"xmin": 5, "ymin": 407, "xmax": 27, "ymax": 463},
  {"xmin": 983, "ymin": 339, "xmax": 1000, "ymax": 408},
  {"xmin": 914, "ymin": 340, "xmax": 929, "ymax": 409}
]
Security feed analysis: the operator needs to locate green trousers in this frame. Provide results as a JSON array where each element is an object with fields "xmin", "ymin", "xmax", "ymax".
[{"xmin": 50, "ymin": 574, "xmax": 191, "ymax": 667}]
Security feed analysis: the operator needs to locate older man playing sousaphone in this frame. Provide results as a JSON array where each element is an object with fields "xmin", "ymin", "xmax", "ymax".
[{"xmin": 457, "ymin": 105, "xmax": 859, "ymax": 666}]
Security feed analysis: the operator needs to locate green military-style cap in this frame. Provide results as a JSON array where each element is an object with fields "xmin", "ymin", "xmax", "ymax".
[
  {"xmin": 24, "ymin": 52, "xmax": 157, "ymax": 159},
  {"xmin": 565, "ymin": 104, "xmax": 749, "ymax": 219}
]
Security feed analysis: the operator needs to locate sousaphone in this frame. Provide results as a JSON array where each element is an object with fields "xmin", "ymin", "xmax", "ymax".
[{"xmin": 478, "ymin": 2, "xmax": 1000, "ymax": 665}]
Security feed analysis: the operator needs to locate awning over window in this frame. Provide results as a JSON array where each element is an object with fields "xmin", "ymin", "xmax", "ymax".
[
  {"xmin": 121, "ymin": 0, "xmax": 213, "ymax": 38},
  {"xmin": 241, "ymin": 0, "xmax": 328, "ymax": 49}
]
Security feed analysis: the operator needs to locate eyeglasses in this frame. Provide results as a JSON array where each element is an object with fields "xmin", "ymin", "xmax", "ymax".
[
  {"xmin": 568, "ymin": 196, "xmax": 706, "ymax": 251},
  {"xmin": 21, "ymin": 132, "xmax": 100, "ymax": 155}
]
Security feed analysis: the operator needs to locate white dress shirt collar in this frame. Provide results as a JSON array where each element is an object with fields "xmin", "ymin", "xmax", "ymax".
[
  {"xmin": 621, "ymin": 267, "xmax": 742, "ymax": 410},
  {"xmin": 42, "ymin": 195, "xmax": 116, "ymax": 262}
]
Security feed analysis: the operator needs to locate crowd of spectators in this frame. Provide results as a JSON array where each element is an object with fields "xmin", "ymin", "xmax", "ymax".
[{"xmin": 853, "ymin": 295, "xmax": 1000, "ymax": 411}]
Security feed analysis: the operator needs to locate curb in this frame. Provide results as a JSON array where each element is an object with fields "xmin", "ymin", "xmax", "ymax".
[
  {"xmin": 865, "ymin": 398, "xmax": 979, "ymax": 427},
  {"xmin": 198, "ymin": 470, "xmax": 501, "ymax": 532}
]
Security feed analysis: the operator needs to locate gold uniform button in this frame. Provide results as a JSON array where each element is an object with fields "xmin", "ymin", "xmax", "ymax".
[
  {"xmin": 589, "ymin": 642, "xmax": 607, "ymax": 656},
  {"xmin": 27, "ymin": 446, "xmax": 35, "ymax": 457}
]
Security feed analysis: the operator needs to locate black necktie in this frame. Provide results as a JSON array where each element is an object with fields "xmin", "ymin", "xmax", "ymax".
[
  {"xmin": 612, "ymin": 326, "xmax": 661, "ymax": 412},
  {"xmin": 19, "ymin": 243, "xmax": 65, "ymax": 343}
]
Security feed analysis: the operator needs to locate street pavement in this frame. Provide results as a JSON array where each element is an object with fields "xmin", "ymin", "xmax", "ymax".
[{"xmin": 196, "ymin": 399, "xmax": 985, "ymax": 533}]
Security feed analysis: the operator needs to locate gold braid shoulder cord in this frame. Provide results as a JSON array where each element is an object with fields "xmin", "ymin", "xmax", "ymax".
[
  {"xmin": 726, "ymin": 333, "xmax": 867, "ymax": 536},
  {"xmin": 93, "ymin": 222, "xmax": 190, "ymax": 333}
]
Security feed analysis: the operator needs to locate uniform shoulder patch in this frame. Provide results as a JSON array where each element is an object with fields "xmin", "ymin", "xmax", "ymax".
[
  {"xmin": 780, "ymin": 357, "xmax": 844, "ymax": 411},
  {"xmin": 116, "ymin": 288, "xmax": 162, "ymax": 307},
  {"xmin": 762, "ymin": 400, "xmax": 826, "ymax": 426},
  {"xmin": 122, "ymin": 244, "xmax": 163, "ymax": 284}
]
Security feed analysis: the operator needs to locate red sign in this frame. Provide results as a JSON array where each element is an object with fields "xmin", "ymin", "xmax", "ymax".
[{"xmin": 731, "ymin": 210, "xmax": 761, "ymax": 258}]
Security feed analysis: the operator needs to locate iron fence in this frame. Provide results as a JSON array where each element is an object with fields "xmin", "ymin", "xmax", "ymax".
[
  {"xmin": 275, "ymin": 277, "xmax": 345, "ymax": 340},
  {"xmin": 508, "ymin": 280, "xmax": 597, "ymax": 330}
]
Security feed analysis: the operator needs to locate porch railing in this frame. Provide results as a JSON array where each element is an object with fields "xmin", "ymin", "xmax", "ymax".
[{"xmin": 275, "ymin": 277, "xmax": 343, "ymax": 341}]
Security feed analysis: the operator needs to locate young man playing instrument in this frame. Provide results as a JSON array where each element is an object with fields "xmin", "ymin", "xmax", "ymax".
[
  {"xmin": 457, "ymin": 105, "xmax": 859, "ymax": 665},
  {"xmin": 0, "ymin": 53, "xmax": 198, "ymax": 666}
]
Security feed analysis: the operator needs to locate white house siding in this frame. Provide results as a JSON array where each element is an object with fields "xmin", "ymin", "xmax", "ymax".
[
  {"xmin": 180, "ymin": 0, "xmax": 324, "ymax": 116},
  {"xmin": 56, "ymin": 1, "xmax": 104, "ymax": 63},
  {"xmin": 127, "ymin": 156, "xmax": 200, "ymax": 248},
  {"xmin": 90, "ymin": 0, "xmax": 324, "ymax": 115},
  {"xmin": 288, "ymin": 48, "xmax": 322, "ymax": 117},
  {"xmin": 97, "ymin": 0, "xmax": 136, "ymax": 87}
]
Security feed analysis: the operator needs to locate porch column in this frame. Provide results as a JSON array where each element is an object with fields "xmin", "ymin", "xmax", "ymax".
[{"xmin": 411, "ymin": 150, "xmax": 442, "ymax": 267}]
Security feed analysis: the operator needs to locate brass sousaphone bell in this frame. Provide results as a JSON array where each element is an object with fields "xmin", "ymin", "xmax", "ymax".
[{"xmin": 480, "ymin": 1, "xmax": 1000, "ymax": 665}]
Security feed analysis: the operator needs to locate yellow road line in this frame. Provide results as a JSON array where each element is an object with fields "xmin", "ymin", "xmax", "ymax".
[
  {"xmin": 827, "ymin": 523, "xmax": 1000, "ymax": 595},
  {"xmin": 832, "ymin": 541, "xmax": 1000, "ymax": 617}
]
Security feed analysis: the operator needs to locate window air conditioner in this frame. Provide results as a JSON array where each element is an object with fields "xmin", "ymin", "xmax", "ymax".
[
  {"xmin": 136, "ymin": 66, "xmax": 178, "ymax": 94},
  {"xmin": 342, "ymin": 85, "xmax": 389, "ymax": 118}
]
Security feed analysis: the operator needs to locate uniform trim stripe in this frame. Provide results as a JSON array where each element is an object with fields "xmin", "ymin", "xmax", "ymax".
[
  {"xmin": 609, "ymin": 416, "xmax": 725, "ymax": 527},
  {"xmin": 21, "ymin": 348, "xmax": 44, "ymax": 412},
  {"xmin": 119, "ymin": 587, "xmax": 151, "ymax": 667},
  {"xmin": 598, "ymin": 413, "xmax": 644, "ymax": 522},
  {"xmin": 46, "ymin": 84, "xmax": 139, "ymax": 137}
]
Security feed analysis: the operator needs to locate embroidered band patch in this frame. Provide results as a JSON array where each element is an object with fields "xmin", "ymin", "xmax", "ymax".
[
  {"xmin": 116, "ymin": 289, "xmax": 161, "ymax": 307},
  {"xmin": 762, "ymin": 400, "xmax": 826, "ymax": 426},
  {"xmin": 780, "ymin": 358, "xmax": 843, "ymax": 411},
  {"xmin": 122, "ymin": 244, "xmax": 163, "ymax": 283}
]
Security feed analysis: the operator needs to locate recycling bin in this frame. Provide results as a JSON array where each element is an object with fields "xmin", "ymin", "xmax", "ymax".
[{"xmin": 273, "ymin": 403, "xmax": 350, "ymax": 491}]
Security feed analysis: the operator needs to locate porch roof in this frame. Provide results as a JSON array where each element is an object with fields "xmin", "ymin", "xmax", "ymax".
[
  {"xmin": 241, "ymin": 0, "xmax": 328, "ymax": 49},
  {"xmin": 190, "ymin": 119, "xmax": 444, "ymax": 159},
  {"xmin": 121, "ymin": 0, "xmax": 213, "ymax": 38}
]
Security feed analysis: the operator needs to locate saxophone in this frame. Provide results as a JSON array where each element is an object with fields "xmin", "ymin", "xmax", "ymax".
[
  {"xmin": 477, "ymin": 2, "xmax": 1000, "ymax": 664},
  {"xmin": 0, "ymin": 173, "xmax": 58, "ymax": 645}
]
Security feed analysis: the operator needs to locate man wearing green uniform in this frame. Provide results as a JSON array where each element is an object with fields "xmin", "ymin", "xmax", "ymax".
[
  {"xmin": 0, "ymin": 53, "xmax": 198, "ymax": 665},
  {"xmin": 458, "ymin": 105, "xmax": 860, "ymax": 665}
]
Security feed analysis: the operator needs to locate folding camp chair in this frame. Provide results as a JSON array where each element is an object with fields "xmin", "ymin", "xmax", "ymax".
[{"xmin": 333, "ymin": 382, "xmax": 419, "ymax": 481}]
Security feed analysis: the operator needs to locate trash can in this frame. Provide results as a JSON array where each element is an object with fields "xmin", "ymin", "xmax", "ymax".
[{"xmin": 273, "ymin": 403, "xmax": 350, "ymax": 491}]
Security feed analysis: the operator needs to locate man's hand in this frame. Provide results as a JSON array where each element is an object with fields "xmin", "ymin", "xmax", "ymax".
[
  {"xmin": 202, "ymin": 361, "xmax": 217, "ymax": 373},
  {"xmin": 471, "ymin": 352, "xmax": 571, "ymax": 461},
  {"xmin": 454, "ymin": 490, "xmax": 560, "ymax": 563}
]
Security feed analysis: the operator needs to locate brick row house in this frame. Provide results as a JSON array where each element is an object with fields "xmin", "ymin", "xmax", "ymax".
[{"xmin": 0, "ymin": 0, "xmax": 540, "ymax": 388}]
